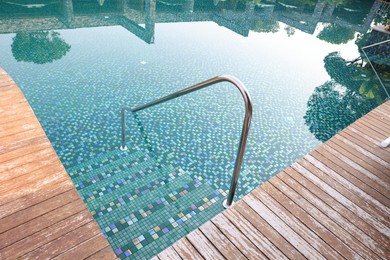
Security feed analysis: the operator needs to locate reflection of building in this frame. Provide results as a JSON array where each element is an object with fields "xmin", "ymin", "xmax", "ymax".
[
  {"xmin": 0, "ymin": 0, "xmax": 156, "ymax": 43},
  {"xmin": 0, "ymin": 0, "xmax": 384, "ymax": 42},
  {"xmin": 253, "ymin": 0, "xmax": 382, "ymax": 34}
]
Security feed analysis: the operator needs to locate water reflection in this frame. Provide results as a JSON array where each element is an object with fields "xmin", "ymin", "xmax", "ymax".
[
  {"xmin": 0, "ymin": 0, "xmax": 385, "ymax": 41},
  {"xmin": 304, "ymin": 50, "xmax": 384, "ymax": 142},
  {"xmin": 11, "ymin": 31, "xmax": 71, "ymax": 64},
  {"xmin": 305, "ymin": 30, "xmax": 390, "ymax": 142}
]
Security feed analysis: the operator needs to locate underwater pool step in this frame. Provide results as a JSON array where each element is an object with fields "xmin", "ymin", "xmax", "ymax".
[
  {"xmin": 85, "ymin": 163, "xmax": 180, "ymax": 216},
  {"xmin": 112, "ymin": 183, "xmax": 226, "ymax": 259},
  {"xmin": 68, "ymin": 148, "xmax": 146, "ymax": 179},
  {"xmin": 83, "ymin": 163, "xmax": 176, "ymax": 210},
  {"xmin": 75, "ymin": 155, "xmax": 157, "ymax": 193},
  {"xmin": 95, "ymin": 168, "xmax": 198, "ymax": 231}
]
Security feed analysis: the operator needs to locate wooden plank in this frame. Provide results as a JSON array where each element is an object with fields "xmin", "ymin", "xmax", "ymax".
[
  {"xmin": 0, "ymin": 163, "xmax": 66, "ymax": 199},
  {"xmin": 172, "ymin": 238, "xmax": 204, "ymax": 260},
  {"xmin": 278, "ymin": 171, "xmax": 383, "ymax": 258},
  {"xmin": 365, "ymin": 113, "xmax": 390, "ymax": 132},
  {"xmin": 311, "ymin": 148, "xmax": 390, "ymax": 208},
  {"xmin": 371, "ymin": 107, "xmax": 390, "ymax": 120},
  {"xmin": 234, "ymin": 200, "xmax": 305, "ymax": 259},
  {"xmin": 0, "ymin": 135, "xmax": 47, "ymax": 156},
  {"xmin": 0, "ymin": 127, "xmax": 44, "ymax": 147},
  {"xmin": 0, "ymin": 79, "xmax": 14, "ymax": 87},
  {"xmin": 359, "ymin": 116, "xmax": 390, "ymax": 136},
  {"xmin": 85, "ymin": 246, "xmax": 117, "ymax": 260},
  {"xmin": 354, "ymin": 120, "xmax": 388, "ymax": 139},
  {"xmin": 338, "ymin": 131, "xmax": 390, "ymax": 163},
  {"xmin": 344, "ymin": 126, "xmax": 390, "ymax": 154},
  {"xmin": 211, "ymin": 214, "xmax": 267, "ymax": 259},
  {"xmin": 334, "ymin": 134, "xmax": 390, "ymax": 170},
  {"xmin": 53, "ymin": 234, "xmax": 112, "ymax": 260},
  {"xmin": 0, "ymin": 84, "xmax": 22, "ymax": 99},
  {"xmin": 222, "ymin": 207, "xmax": 288, "ymax": 260},
  {"xmin": 310, "ymin": 145, "xmax": 389, "ymax": 201},
  {"xmin": 0, "ymin": 140, "xmax": 52, "ymax": 165},
  {"xmin": 262, "ymin": 180, "xmax": 358, "ymax": 258},
  {"xmin": 350, "ymin": 123, "xmax": 387, "ymax": 142},
  {"xmin": 243, "ymin": 193, "xmax": 324, "ymax": 259},
  {"xmin": 300, "ymin": 156, "xmax": 390, "ymax": 225},
  {"xmin": 0, "ymin": 189, "xmax": 80, "ymax": 233},
  {"xmin": 21, "ymin": 221, "xmax": 102, "ymax": 259},
  {"xmin": 0, "ymin": 172, "xmax": 69, "ymax": 206},
  {"xmin": 362, "ymin": 113, "xmax": 390, "ymax": 131},
  {"xmin": 0, "ymin": 178, "xmax": 73, "ymax": 218},
  {"xmin": 369, "ymin": 104, "xmax": 390, "ymax": 120},
  {"xmin": 0, "ymin": 120, "xmax": 42, "ymax": 140},
  {"xmin": 253, "ymin": 187, "xmax": 342, "ymax": 259},
  {"xmin": 0, "ymin": 112, "xmax": 40, "ymax": 126},
  {"xmin": 0, "ymin": 210, "xmax": 94, "ymax": 259},
  {"xmin": 199, "ymin": 221, "xmax": 246, "ymax": 259},
  {"xmin": 157, "ymin": 246, "xmax": 181, "ymax": 260},
  {"xmin": 327, "ymin": 138, "xmax": 390, "ymax": 183},
  {"xmin": 269, "ymin": 176, "xmax": 370, "ymax": 259},
  {"xmin": 0, "ymin": 99, "xmax": 30, "ymax": 117},
  {"xmin": 0, "ymin": 93, "xmax": 31, "ymax": 110},
  {"xmin": 186, "ymin": 229, "xmax": 225, "ymax": 259},
  {"xmin": 283, "ymin": 168, "xmax": 386, "ymax": 257},
  {"xmin": 0, "ymin": 199, "xmax": 87, "ymax": 250},
  {"xmin": 291, "ymin": 162, "xmax": 390, "ymax": 238},
  {"xmin": 320, "ymin": 142, "xmax": 390, "ymax": 190},
  {"xmin": 0, "ymin": 152, "xmax": 58, "ymax": 185},
  {"xmin": 0, "ymin": 147, "xmax": 56, "ymax": 174},
  {"xmin": 0, "ymin": 114, "xmax": 37, "ymax": 133}
]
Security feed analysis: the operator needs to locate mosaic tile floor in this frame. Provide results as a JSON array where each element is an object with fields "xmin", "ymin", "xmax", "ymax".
[{"xmin": 67, "ymin": 145, "xmax": 225, "ymax": 259}]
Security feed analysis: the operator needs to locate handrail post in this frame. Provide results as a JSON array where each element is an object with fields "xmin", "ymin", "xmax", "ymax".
[
  {"xmin": 120, "ymin": 75, "xmax": 252, "ymax": 208},
  {"xmin": 120, "ymin": 108, "xmax": 128, "ymax": 151},
  {"xmin": 223, "ymin": 105, "xmax": 251, "ymax": 208}
]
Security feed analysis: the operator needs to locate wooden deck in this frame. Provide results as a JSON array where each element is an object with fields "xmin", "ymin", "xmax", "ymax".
[
  {"xmin": 0, "ymin": 68, "xmax": 116, "ymax": 259},
  {"xmin": 156, "ymin": 101, "xmax": 390, "ymax": 259}
]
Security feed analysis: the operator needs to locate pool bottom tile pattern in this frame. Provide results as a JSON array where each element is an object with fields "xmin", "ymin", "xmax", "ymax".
[{"xmin": 68, "ymin": 146, "xmax": 226, "ymax": 259}]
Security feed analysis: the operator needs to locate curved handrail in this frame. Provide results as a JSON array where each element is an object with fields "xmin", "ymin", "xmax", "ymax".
[{"xmin": 120, "ymin": 75, "xmax": 253, "ymax": 208}]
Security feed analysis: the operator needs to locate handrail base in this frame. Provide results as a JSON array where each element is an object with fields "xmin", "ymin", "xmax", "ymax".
[
  {"xmin": 120, "ymin": 145, "xmax": 128, "ymax": 151},
  {"xmin": 223, "ymin": 199, "xmax": 234, "ymax": 209}
]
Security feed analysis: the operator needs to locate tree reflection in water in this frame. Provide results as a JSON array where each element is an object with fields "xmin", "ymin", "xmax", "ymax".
[
  {"xmin": 304, "ymin": 51, "xmax": 389, "ymax": 142},
  {"xmin": 11, "ymin": 31, "xmax": 71, "ymax": 64}
]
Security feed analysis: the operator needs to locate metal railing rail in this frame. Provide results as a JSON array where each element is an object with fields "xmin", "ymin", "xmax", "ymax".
[
  {"xmin": 120, "ymin": 75, "xmax": 253, "ymax": 208},
  {"xmin": 361, "ymin": 39, "xmax": 390, "ymax": 99}
]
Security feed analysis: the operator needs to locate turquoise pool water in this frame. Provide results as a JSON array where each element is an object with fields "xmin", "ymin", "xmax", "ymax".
[{"xmin": 1, "ymin": 0, "xmax": 389, "ymax": 258}]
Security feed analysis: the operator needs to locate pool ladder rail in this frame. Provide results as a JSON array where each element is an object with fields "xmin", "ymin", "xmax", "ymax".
[{"xmin": 120, "ymin": 75, "xmax": 253, "ymax": 209}]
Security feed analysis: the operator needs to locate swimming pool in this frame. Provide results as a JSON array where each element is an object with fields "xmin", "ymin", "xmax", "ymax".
[{"xmin": 1, "ymin": 0, "xmax": 389, "ymax": 258}]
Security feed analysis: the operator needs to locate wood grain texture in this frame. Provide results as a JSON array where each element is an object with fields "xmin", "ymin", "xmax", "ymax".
[
  {"xmin": 172, "ymin": 237, "xmax": 204, "ymax": 260},
  {"xmin": 158, "ymin": 100, "xmax": 390, "ymax": 259},
  {"xmin": 0, "ymin": 68, "xmax": 115, "ymax": 259}
]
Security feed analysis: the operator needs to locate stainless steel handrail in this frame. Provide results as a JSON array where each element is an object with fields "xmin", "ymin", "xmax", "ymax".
[
  {"xmin": 120, "ymin": 75, "xmax": 253, "ymax": 208},
  {"xmin": 361, "ymin": 39, "xmax": 390, "ymax": 99}
]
